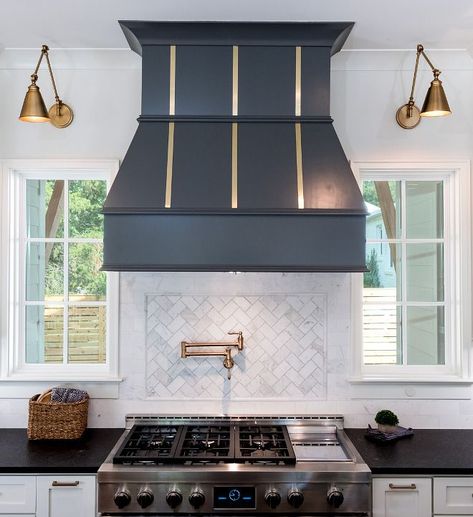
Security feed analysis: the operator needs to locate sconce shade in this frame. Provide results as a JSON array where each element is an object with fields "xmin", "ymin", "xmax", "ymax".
[
  {"xmin": 19, "ymin": 83, "xmax": 50, "ymax": 122},
  {"xmin": 420, "ymin": 77, "xmax": 451, "ymax": 117}
]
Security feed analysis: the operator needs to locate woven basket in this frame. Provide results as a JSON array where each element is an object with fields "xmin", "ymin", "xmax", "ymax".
[{"xmin": 28, "ymin": 390, "xmax": 89, "ymax": 440}]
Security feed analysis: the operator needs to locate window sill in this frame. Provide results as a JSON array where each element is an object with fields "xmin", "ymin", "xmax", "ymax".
[
  {"xmin": 349, "ymin": 377, "xmax": 473, "ymax": 400},
  {"xmin": 0, "ymin": 376, "xmax": 122, "ymax": 399}
]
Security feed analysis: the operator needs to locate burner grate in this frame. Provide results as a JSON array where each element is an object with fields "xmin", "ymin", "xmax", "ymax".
[
  {"xmin": 235, "ymin": 425, "xmax": 296, "ymax": 465},
  {"xmin": 174, "ymin": 425, "xmax": 234, "ymax": 463},
  {"xmin": 112, "ymin": 423, "xmax": 296, "ymax": 465},
  {"xmin": 113, "ymin": 425, "xmax": 182, "ymax": 465}
]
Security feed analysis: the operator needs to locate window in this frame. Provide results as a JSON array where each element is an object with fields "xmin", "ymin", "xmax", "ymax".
[
  {"xmin": 352, "ymin": 162, "xmax": 471, "ymax": 382},
  {"xmin": 1, "ymin": 160, "xmax": 119, "ymax": 381}
]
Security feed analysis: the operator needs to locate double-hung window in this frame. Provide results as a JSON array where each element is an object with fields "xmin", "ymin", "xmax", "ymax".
[
  {"xmin": 352, "ymin": 162, "xmax": 471, "ymax": 382},
  {"xmin": 1, "ymin": 160, "xmax": 119, "ymax": 382}
]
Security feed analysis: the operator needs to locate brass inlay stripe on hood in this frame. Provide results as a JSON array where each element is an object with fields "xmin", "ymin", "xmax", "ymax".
[
  {"xmin": 232, "ymin": 46, "xmax": 239, "ymax": 208},
  {"xmin": 232, "ymin": 123, "xmax": 238, "ymax": 208},
  {"xmin": 295, "ymin": 46, "xmax": 301, "ymax": 117},
  {"xmin": 165, "ymin": 122, "xmax": 175, "ymax": 208},
  {"xmin": 232, "ymin": 46, "xmax": 239, "ymax": 116},
  {"xmin": 295, "ymin": 47, "xmax": 303, "ymax": 208},
  {"xmin": 295, "ymin": 122, "xmax": 304, "ymax": 209},
  {"xmin": 169, "ymin": 45, "xmax": 176, "ymax": 116},
  {"xmin": 165, "ymin": 45, "xmax": 176, "ymax": 208}
]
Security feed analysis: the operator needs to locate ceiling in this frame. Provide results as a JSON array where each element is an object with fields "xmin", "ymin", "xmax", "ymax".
[{"xmin": 1, "ymin": 0, "xmax": 473, "ymax": 51}]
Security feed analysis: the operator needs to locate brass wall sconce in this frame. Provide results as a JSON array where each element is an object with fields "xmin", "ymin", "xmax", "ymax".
[
  {"xmin": 396, "ymin": 44, "xmax": 451, "ymax": 129},
  {"xmin": 19, "ymin": 44, "xmax": 74, "ymax": 128},
  {"xmin": 181, "ymin": 331, "xmax": 244, "ymax": 379}
]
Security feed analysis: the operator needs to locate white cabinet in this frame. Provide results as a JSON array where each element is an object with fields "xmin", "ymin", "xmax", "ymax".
[
  {"xmin": 36, "ymin": 477, "xmax": 95, "ymax": 517},
  {"xmin": 373, "ymin": 478, "xmax": 432, "ymax": 517},
  {"xmin": 0, "ymin": 476, "xmax": 36, "ymax": 514},
  {"xmin": 434, "ymin": 477, "xmax": 473, "ymax": 515},
  {"xmin": 0, "ymin": 475, "xmax": 95, "ymax": 517}
]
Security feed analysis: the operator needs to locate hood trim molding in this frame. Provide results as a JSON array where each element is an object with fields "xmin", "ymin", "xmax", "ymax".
[
  {"xmin": 119, "ymin": 20, "xmax": 355, "ymax": 54},
  {"xmin": 102, "ymin": 265, "xmax": 368, "ymax": 273},
  {"xmin": 103, "ymin": 207, "xmax": 368, "ymax": 215}
]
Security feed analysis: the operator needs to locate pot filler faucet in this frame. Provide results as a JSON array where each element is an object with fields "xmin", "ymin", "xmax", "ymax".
[{"xmin": 180, "ymin": 331, "xmax": 244, "ymax": 379}]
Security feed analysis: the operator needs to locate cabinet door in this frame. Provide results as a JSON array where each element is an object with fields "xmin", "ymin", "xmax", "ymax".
[
  {"xmin": 373, "ymin": 478, "xmax": 432, "ymax": 517},
  {"xmin": 434, "ymin": 477, "xmax": 473, "ymax": 515},
  {"xmin": 36, "ymin": 476, "xmax": 96, "ymax": 517},
  {"xmin": 0, "ymin": 476, "xmax": 36, "ymax": 514}
]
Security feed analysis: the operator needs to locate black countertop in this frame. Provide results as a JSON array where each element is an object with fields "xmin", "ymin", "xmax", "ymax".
[
  {"xmin": 346, "ymin": 428, "xmax": 473, "ymax": 475},
  {"xmin": 1, "ymin": 427, "xmax": 473, "ymax": 475},
  {"xmin": 0, "ymin": 428, "xmax": 124, "ymax": 473}
]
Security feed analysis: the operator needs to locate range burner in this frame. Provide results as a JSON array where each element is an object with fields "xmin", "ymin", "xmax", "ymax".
[
  {"xmin": 236, "ymin": 425, "xmax": 296, "ymax": 465},
  {"xmin": 175, "ymin": 425, "xmax": 234, "ymax": 464},
  {"xmin": 113, "ymin": 425, "xmax": 180, "ymax": 464}
]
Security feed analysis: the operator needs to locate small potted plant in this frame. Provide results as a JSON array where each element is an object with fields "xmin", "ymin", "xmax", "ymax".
[{"xmin": 375, "ymin": 410, "xmax": 399, "ymax": 433}]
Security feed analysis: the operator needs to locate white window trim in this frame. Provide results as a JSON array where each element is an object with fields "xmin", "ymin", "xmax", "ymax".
[
  {"xmin": 0, "ymin": 159, "xmax": 121, "ymax": 397},
  {"xmin": 350, "ymin": 161, "xmax": 472, "ymax": 390}
]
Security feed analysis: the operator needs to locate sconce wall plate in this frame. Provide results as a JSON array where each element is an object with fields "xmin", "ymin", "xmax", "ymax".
[
  {"xmin": 49, "ymin": 102, "xmax": 74, "ymax": 128},
  {"xmin": 396, "ymin": 104, "xmax": 421, "ymax": 129}
]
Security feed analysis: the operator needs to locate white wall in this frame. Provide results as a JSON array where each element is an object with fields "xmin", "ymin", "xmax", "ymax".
[
  {"xmin": 0, "ymin": 50, "xmax": 141, "ymax": 160},
  {"xmin": 1, "ymin": 48, "xmax": 473, "ymax": 429}
]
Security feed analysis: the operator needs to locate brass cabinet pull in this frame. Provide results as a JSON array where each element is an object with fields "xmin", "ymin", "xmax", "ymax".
[
  {"xmin": 388, "ymin": 483, "xmax": 416, "ymax": 490},
  {"xmin": 52, "ymin": 480, "xmax": 80, "ymax": 487}
]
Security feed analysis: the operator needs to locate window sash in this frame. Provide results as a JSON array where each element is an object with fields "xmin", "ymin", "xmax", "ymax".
[
  {"xmin": 22, "ymin": 178, "xmax": 107, "ymax": 366},
  {"xmin": 350, "ymin": 162, "xmax": 471, "ymax": 382},
  {"xmin": 364, "ymin": 177, "xmax": 448, "ymax": 368},
  {"xmin": 1, "ymin": 161, "xmax": 119, "ymax": 380}
]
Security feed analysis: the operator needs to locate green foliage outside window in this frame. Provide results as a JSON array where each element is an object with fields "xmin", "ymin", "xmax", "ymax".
[
  {"xmin": 362, "ymin": 181, "xmax": 398, "ymax": 207},
  {"xmin": 364, "ymin": 248, "xmax": 381, "ymax": 288},
  {"xmin": 45, "ymin": 180, "xmax": 106, "ymax": 299}
]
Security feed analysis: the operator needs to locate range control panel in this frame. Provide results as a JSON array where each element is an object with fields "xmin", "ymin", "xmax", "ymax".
[
  {"xmin": 99, "ymin": 481, "xmax": 371, "ymax": 514},
  {"xmin": 214, "ymin": 487, "xmax": 256, "ymax": 509}
]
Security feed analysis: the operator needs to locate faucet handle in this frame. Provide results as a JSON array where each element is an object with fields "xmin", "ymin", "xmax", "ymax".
[
  {"xmin": 227, "ymin": 331, "xmax": 244, "ymax": 350},
  {"xmin": 223, "ymin": 348, "xmax": 234, "ymax": 380}
]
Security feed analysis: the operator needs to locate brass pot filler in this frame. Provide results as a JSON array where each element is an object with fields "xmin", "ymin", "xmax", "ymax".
[{"xmin": 180, "ymin": 331, "xmax": 244, "ymax": 379}]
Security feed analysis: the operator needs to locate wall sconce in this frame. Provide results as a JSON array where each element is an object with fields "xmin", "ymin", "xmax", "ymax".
[
  {"xmin": 396, "ymin": 44, "xmax": 451, "ymax": 129},
  {"xmin": 19, "ymin": 45, "xmax": 74, "ymax": 128}
]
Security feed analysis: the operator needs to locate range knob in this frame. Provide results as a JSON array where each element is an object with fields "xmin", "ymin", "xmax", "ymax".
[
  {"xmin": 137, "ymin": 488, "xmax": 154, "ymax": 509},
  {"xmin": 327, "ymin": 486, "xmax": 344, "ymax": 508},
  {"xmin": 265, "ymin": 489, "xmax": 282, "ymax": 509},
  {"xmin": 114, "ymin": 489, "xmax": 131, "ymax": 509},
  {"xmin": 287, "ymin": 488, "xmax": 304, "ymax": 508},
  {"xmin": 166, "ymin": 489, "xmax": 183, "ymax": 509},
  {"xmin": 189, "ymin": 489, "xmax": 205, "ymax": 509}
]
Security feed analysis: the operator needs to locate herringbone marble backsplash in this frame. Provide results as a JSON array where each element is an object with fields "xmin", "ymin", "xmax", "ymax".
[{"xmin": 146, "ymin": 294, "xmax": 326, "ymax": 400}]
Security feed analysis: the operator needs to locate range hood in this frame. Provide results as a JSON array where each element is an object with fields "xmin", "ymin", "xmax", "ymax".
[{"xmin": 102, "ymin": 21, "xmax": 367, "ymax": 272}]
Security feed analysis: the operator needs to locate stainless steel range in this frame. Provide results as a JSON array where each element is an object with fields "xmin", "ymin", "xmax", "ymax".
[{"xmin": 98, "ymin": 415, "xmax": 371, "ymax": 516}]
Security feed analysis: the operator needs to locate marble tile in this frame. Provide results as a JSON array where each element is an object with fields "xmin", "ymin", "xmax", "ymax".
[{"xmin": 145, "ymin": 294, "xmax": 327, "ymax": 400}]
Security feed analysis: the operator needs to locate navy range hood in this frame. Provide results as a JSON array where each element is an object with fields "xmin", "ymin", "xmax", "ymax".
[{"xmin": 102, "ymin": 21, "xmax": 367, "ymax": 272}]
